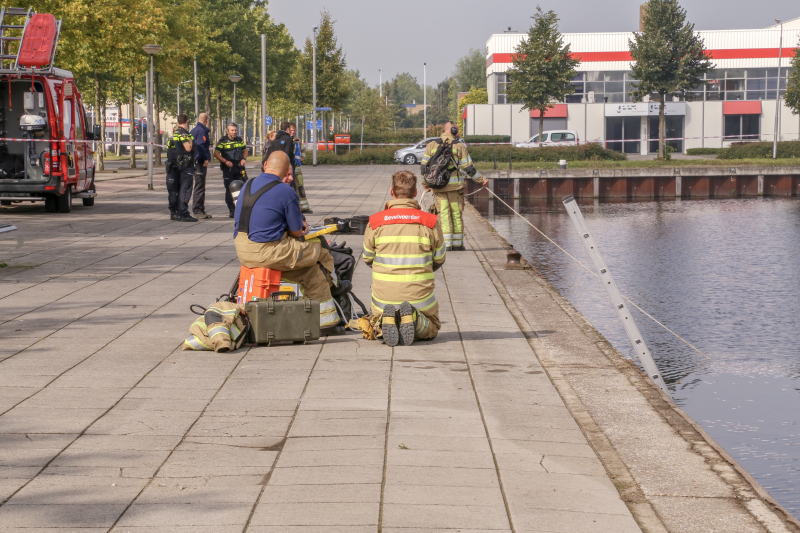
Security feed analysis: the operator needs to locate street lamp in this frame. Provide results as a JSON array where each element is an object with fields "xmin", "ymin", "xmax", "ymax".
[
  {"xmin": 229, "ymin": 74, "xmax": 242, "ymax": 125},
  {"xmin": 142, "ymin": 44, "xmax": 162, "ymax": 191},
  {"xmin": 423, "ymin": 63, "xmax": 427, "ymax": 139},
  {"xmin": 177, "ymin": 80, "xmax": 191, "ymax": 116},
  {"xmin": 379, "ymin": 69, "xmax": 382, "ymax": 98},
  {"xmin": 193, "ymin": 56, "xmax": 199, "ymax": 121},
  {"xmin": 773, "ymin": 20, "xmax": 783, "ymax": 159},
  {"xmin": 312, "ymin": 26, "xmax": 318, "ymax": 166}
]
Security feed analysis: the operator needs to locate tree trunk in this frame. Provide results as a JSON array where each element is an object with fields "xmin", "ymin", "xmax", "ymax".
[
  {"xmin": 252, "ymin": 100, "xmax": 257, "ymax": 153},
  {"xmin": 658, "ymin": 95, "xmax": 665, "ymax": 160},
  {"xmin": 243, "ymin": 99, "xmax": 249, "ymax": 150},
  {"xmin": 115, "ymin": 101, "xmax": 122, "ymax": 156},
  {"xmin": 94, "ymin": 72, "xmax": 104, "ymax": 171},
  {"xmin": 204, "ymin": 79, "xmax": 211, "ymax": 115},
  {"xmin": 539, "ymin": 113, "xmax": 544, "ymax": 144},
  {"xmin": 100, "ymin": 98, "xmax": 107, "ymax": 169},
  {"xmin": 216, "ymin": 84, "xmax": 221, "ymax": 140},
  {"xmin": 154, "ymin": 71, "xmax": 161, "ymax": 165},
  {"xmin": 129, "ymin": 76, "xmax": 136, "ymax": 169}
]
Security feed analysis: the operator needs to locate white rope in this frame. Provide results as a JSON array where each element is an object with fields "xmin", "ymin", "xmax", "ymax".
[{"xmin": 473, "ymin": 185, "xmax": 711, "ymax": 361}]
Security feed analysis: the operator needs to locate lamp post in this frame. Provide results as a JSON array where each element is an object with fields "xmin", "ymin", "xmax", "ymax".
[
  {"xmin": 193, "ymin": 57, "xmax": 198, "ymax": 121},
  {"xmin": 773, "ymin": 19, "xmax": 783, "ymax": 159},
  {"xmin": 177, "ymin": 80, "xmax": 191, "ymax": 117},
  {"xmin": 423, "ymin": 63, "xmax": 427, "ymax": 139},
  {"xmin": 142, "ymin": 44, "xmax": 162, "ymax": 191},
  {"xmin": 229, "ymin": 74, "xmax": 242, "ymax": 125},
  {"xmin": 379, "ymin": 69, "xmax": 382, "ymax": 97},
  {"xmin": 261, "ymin": 34, "xmax": 266, "ymax": 153},
  {"xmin": 312, "ymin": 26, "xmax": 318, "ymax": 166}
]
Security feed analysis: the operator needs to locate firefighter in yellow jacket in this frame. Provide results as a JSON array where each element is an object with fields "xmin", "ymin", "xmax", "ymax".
[
  {"xmin": 363, "ymin": 170, "xmax": 446, "ymax": 346},
  {"xmin": 421, "ymin": 121, "xmax": 489, "ymax": 250}
]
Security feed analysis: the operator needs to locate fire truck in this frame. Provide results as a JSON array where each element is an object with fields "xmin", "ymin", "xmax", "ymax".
[{"xmin": 0, "ymin": 7, "xmax": 96, "ymax": 213}]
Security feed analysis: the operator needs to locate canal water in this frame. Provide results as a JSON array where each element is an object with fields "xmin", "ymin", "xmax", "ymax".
[{"xmin": 470, "ymin": 195, "xmax": 800, "ymax": 518}]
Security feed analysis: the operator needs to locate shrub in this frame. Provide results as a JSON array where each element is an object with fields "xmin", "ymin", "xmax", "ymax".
[
  {"xmin": 686, "ymin": 147, "xmax": 722, "ymax": 155},
  {"xmin": 314, "ymin": 147, "xmax": 397, "ymax": 165},
  {"xmin": 326, "ymin": 130, "xmax": 510, "ymax": 145},
  {"xmin": 717, "ymin": 141, "xmax": 800, "ymax": 159}
]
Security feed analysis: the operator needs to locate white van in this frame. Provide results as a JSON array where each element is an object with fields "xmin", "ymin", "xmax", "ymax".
[{"xmin": 516, "ymin": 130, "xmax": 580, "ymax": 148}]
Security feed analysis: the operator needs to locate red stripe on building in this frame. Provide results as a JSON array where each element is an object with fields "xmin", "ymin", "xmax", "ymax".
[
  {"xmin": 530, "ymin": 104, "xmax": 568, "ymax": 118},
  {"xmin": 723, "ymin": 101, "xmax": 762, "ymax": 115},
  {"xmin": 487, "ymin": 48, "xmax": 796, "ymax": 66}
]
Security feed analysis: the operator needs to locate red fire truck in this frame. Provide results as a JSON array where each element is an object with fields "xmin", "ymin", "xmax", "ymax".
[{"xmin": 0, "ymin": 7, "xmax": 96, "ymax": 213}]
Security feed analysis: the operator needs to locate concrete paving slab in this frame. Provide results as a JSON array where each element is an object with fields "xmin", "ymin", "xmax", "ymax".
[
  {"xmin": 382, "ymin": 503, "xmax": 511, "ymax": 529},
  {"xmin": 259, "ymin": 483, "xmax": 381, "ymax": 503},
  {"xmin": 249, "ymin": 501, "xmax": 379, "ymax": 526}
]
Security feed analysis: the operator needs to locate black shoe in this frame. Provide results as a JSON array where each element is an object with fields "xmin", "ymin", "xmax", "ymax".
[
  {"xmin": 453, "ymin": 245, "xmax": 465, "ymax": 251},
  {"xmin": 398, "ymin": 302, "xmax": 415, "ymax": 346},
  {"xmin": 179, "ymin": 216, "xmax": 198, "ymax": 222},
  {"xmin": 320, "ymin": 324, "xmax": 346, "ymax": 336},
  {"xmin": 229, "ymin": 208, "xmax": 235, "ymax": 219},
  {"xmin": 170, "ymin": 211, "xmax": 178, "ymax": 221},
  {"xmin": 381, "ymin": 305, "xmax": 399, "ymax": 347},
  {"xmin": 446, "ymin": 246, "xmax": 453, "ymax": 251},
  {"xmin": 330, "ymin": 280, "xmax": 352, "ymax": 297},
  {"xmin": 302, "ymin": 209, "xmax": 314, "ymax": 214}
]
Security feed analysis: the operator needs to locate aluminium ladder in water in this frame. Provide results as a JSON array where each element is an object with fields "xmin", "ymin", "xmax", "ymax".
[{"xmin": 562, "ymin": 195, "xmax": 670, "ymax": 397}]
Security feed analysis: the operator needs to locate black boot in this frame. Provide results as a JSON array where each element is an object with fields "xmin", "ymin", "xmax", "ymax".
[
  {"xmin": 170, "ymin": 210, "xmax": 178, "ymax": 221},
  {"xmin": 330, "ymin": 280, "xmax": 352, "ymax": 297}
]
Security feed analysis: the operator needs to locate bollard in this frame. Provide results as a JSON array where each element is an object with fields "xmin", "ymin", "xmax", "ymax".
[
  {"xmin": 559, "ymin": 159, "xmax": 567, "ymax": 170},
  {"xmin": 505, "ymin": 249, "xmax": 523, "ymax": 269},
  {"xmin": 509, "ymin": 153, "xmax": 512, "ymax": 171},
  {"xmin": 493, "ymin": 149, "xmax": 497, "ymax": 170}
]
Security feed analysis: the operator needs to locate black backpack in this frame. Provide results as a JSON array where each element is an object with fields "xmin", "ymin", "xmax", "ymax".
[{"xmin": 421, "ymin": 138, "xmax": 454, "ymax": 189}]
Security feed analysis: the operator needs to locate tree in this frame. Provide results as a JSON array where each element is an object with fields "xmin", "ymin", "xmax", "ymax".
[
  {"xmin": 457, "ymin": 87, "xmax": 488, "ymax": 133},
  {"xmin": 382, "ymin": 72, "xmax": 423, "ymax": 105},
  {"xmin": 428, "ymin": 78, "xmax": 452, "ymax": 125},
  {"xmin": 506, "ymin": 7, "xmax": 580, "ymax": 144},
  {"xmin": 629, "ymin": 0, "xmax": 712, "ymax": 159},
  {"xmin": 294, "ymin": 11, "xmax": 349, "ymax": 113},
  {"xmin": 452, "ymin": 49, "xmax": 487, "ymax": 92},
  {"xmin": 783, "ymin": 47, "xmax": 800, "ymax": 116}
]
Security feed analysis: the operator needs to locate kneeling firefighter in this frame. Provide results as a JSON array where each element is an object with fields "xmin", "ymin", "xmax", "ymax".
[{"xmin": 166, "ymin": 114, "xmax": 197, "ymax": 222}]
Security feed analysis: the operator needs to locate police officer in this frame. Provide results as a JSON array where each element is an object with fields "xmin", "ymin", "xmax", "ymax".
[
  {"xmin": 166, "ymin": 115, "xmax": 197, "ymax": 222},
  {"xmin": 213, "ymin": 123, "xmax": 248, "ymax": 218}
]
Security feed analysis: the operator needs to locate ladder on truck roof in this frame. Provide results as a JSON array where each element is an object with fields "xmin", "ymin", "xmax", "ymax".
[{"xmin": 0, "ymin": 7, "xmax": 62, "ymax": 75}]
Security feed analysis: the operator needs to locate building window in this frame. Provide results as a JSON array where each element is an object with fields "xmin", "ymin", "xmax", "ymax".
[
  {"xmin": 496, "ymin": 73, "xmax": 511, "ymax": 104},
  {"xmin": 724, "ymin": 114, "xmax": 760, "ymax": 141},
  {"xmin": 697, "ymin": 68, "xmax": 792, "ymax": 101},
  {"xmin": 605, "ymin": 116, "xmax": 641, "ymax": 154},
  {"xmin": 648, "ymin": 116, "xmax": 684, "ymax": 154}
]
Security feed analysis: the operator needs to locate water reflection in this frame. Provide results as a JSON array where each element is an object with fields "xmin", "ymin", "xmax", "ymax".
[{"xmin": 471, "ymin": 195, "xmax": 800, "ymax": 518}]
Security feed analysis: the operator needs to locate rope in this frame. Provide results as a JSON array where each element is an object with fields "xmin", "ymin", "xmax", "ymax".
[{"xmin": 471, "ymin": 185, "xmax": 711, "ymax": 361}]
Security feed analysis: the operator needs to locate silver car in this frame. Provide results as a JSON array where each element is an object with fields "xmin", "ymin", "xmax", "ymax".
[{"xmin": 394, "ymin": 137, "xmax": 439, "ymax": 165}]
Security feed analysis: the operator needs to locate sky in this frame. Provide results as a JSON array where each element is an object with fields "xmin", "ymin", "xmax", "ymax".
[{"xmin": 267, "ymin": 0, "xmax": 799, "ymax": 87}]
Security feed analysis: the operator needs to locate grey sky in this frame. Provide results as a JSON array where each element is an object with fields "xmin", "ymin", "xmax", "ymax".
[{"xmin": 267, "ymin": 0, "xmax": 798, "ymax": 87}]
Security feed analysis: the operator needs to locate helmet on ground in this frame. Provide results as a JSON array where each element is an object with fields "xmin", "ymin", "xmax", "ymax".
[{"xmin": 229, "ymin": 180, "xmax": 246, "ymax": 202}]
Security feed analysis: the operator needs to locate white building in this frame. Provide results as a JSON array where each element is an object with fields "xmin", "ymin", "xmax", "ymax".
[{"xmin": 464, "ymin": 17, "xmax": 800, "ymax": 153}]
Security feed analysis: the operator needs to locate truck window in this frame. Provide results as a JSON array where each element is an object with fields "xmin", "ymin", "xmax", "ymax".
[
  {"xmin": 63, "ymin": 99, "xmax": 72, "ymax": 138},
  {"xmin": 531, "ymin": 133, "xmax": 548, "ymax": 142},
  {"xmin": 550, "ymin": 133, "xmax": 564, "ymax": 142},
  {"xmin": 563, "ymin": 133, "xmax": 576, "ymax": 141},
  {"xmin": 74, "ymin": 102, "xmax": 83, "ymax": 140}
]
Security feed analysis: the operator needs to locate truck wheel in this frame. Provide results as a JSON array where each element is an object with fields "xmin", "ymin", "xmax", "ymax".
[
  {"xmin": 0, "ymin": 200, "xmax": 11, "ymax": 206},
  {"xmin": 45, "ymin": 194, "xmax": 58, "ymax": 212},
  {"xmin": 82, "ymin": 197, "xmax": 94, "ymax": 207},
  {"xmin": 57, "ymin": 188, "xmax": 72, "ymax": 213}
]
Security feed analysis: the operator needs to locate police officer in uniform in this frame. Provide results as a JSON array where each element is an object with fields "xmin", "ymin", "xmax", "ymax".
[
  {"xmin": 166, "ymin": 114, "xmax": 197, "ymax": 222},
  {"xmin": 213, "ymin": 123, "xmax": 248, "ymax": 218}
]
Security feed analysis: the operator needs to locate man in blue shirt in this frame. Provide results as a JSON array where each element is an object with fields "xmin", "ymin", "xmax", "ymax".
[
  {"xmin": 234, "ymin": 151, "xmax": 342, "ymax": 335},
  {"xmin": 190, "ymin": 113, "xmax": 212, "ymax": 219}
]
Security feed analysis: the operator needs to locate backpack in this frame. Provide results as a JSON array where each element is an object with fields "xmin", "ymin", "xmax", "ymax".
[{"xmin": 422, "ymin": 138, "xmax": 454, "ymax": 189}]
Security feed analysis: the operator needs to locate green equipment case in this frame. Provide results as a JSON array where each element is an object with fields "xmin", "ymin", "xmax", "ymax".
[{"xmin": 245, "ymin": 292, "xmax": 321, "ymax": 345}]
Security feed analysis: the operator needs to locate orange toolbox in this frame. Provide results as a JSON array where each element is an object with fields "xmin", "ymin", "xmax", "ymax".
[{"xmin": 237, "ymin": 266, "xmax": 281, "ymax": 304}]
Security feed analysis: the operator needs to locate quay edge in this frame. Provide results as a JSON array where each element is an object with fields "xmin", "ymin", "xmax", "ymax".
[
  {"xmin": 463, "ymin": 201, "xmax": 800, "ymax": 533},
  {"xmin": 470, "ymin": 166, "xmax": 800, "ymax": 199}
]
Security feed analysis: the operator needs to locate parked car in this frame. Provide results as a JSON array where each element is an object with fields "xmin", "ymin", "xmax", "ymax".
[
  {"xmin": 394, "ymin": 137, "xmax": 439, "ymax": 165},
  {"xmin": 515, "ymin": 130, "xmax": 580, "ymax": 148}
]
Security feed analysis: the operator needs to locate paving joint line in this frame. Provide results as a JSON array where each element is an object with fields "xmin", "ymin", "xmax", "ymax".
[
  {"xmin": 377, "ymin": 344, "xmax": 395, "ymax": 533},
  {"xmin": 440, "ymin": 265, "xmax": 516, "ymax": 533},
  {"xmin": 242, "ymin": 338, "xmax": 328, "ymax": 532},
  {"xmin": 107, "ymin": 344, "xmax": 255, "ymax": 531},
  {"xmin": 0, "ymin": 238, "xmax": 239, "ymax": 415}
]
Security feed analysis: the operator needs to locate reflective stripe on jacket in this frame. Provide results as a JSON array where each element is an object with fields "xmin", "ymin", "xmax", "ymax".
[
  {"xmin": 363, "ymin": 198, "xmax": 445, "ymax": 308},
  {"xmin": 183, "ymin": 302, "xmax": 248, "ymax": 353}
]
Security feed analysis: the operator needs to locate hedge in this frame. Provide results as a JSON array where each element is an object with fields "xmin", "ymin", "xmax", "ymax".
[
  {"xmin": 686, "ymin": 148, "xmax": 723, "ymax": 155},
  {"xmin": 309, "ymin": 143, "xmax": 625, "ymax": 165},
  {"xmin": 717, "ymin": 141, "xmax": 800, "ymax": 159},
  {"xmin": 334, "ymin": 131, "xmax": 510, "ymax": 144}
]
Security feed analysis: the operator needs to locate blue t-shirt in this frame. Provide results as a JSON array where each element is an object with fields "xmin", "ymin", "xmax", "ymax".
[{"xmin": 233, "ymin": 173, "xmax": 303, "ymax": 243}]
